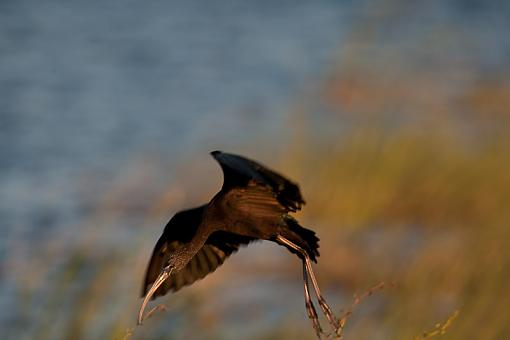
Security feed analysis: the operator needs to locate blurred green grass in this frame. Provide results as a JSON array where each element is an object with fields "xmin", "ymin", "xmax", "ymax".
[
  {"xmin": 277, "ymin": 66, "xmax": 510, "ymax": 338},
  {"xmin": 288, "ymin": 125, "xmax": 510, "ymax": 339}
]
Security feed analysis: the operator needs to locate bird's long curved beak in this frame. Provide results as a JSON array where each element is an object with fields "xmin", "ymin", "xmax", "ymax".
[{"xmin": 138, "ymin": 267, "xmax": 172, "ymax": 325}]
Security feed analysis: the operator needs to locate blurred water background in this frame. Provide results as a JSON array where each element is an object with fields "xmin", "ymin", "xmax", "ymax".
[{"xmin": 1, "ymin": 0, "xmax": 509, "ymax": 339}]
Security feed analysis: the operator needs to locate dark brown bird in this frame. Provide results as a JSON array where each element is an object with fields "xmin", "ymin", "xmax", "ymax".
[{"xmin": 138, "ymin": 151, "xmax": 339, "ymax": 338}]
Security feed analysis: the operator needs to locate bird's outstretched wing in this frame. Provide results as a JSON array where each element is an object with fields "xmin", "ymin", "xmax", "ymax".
[
  {"xmin": 141, "ymin": 206, "xmax": 255, "ymax": 297},
  {"xmin": 212, "ymin": 151, "xmax": 318, "ymax": 261},
  {"xmin": 211, "ymin": 151, "xmax": 305, "ymax": 212}
]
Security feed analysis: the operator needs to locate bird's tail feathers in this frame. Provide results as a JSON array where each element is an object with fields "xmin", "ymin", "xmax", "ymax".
[{"xmin": 279, "ymin": 216, "xmax": 320, "ymax": 262}]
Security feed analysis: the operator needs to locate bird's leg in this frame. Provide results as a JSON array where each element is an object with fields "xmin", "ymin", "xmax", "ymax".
[
  {"xmin": 303, "ymin": 260, "xmax": 323, "ymax": 339},
  {"xmin": 304, "ymin": 256, "xmax": 339, "ymax": 333},
  {"xmin": 276, "ymin": 235, "xmax": 339, "ymax": 335},
  {"xmin": 138, "ymin": 265, "xmax": 173, "ymax": 325}
]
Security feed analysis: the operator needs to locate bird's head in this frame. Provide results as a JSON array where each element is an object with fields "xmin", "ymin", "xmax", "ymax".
[
  {"xmin": 165, "ymin": 247, "xmax": 192, "ymax": 272},
  {"xmin": 138, "ymin": 244, "xmax": 196, "ymax": 325}
]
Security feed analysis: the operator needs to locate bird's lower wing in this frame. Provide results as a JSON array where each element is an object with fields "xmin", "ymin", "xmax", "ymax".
[{"xmin": 142, "ymin": 232, "xmax": 255, "ymax": 297}]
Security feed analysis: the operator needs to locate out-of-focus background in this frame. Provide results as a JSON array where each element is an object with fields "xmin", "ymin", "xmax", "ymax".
[{"xmin": 1, "ymin": 0, "xmax": 509, "ymax": 339}]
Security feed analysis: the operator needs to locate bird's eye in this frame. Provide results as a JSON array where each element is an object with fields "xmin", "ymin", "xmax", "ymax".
[{"xmin": 163, "ymin": 263, "xmax": 174, "ymax": 272}]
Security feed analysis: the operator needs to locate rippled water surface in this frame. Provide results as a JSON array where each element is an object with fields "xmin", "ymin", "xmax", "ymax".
[{"xmin": 0, "ymin": 0, "xmax": 355, "ymax": 236}]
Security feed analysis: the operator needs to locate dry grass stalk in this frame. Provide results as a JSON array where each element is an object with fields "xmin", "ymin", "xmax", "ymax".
[{"xmin": 414, "ymin": 310, "xmax": 460, "ymax": 339}]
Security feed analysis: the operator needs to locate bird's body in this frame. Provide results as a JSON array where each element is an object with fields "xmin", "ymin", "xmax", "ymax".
[{"xmin": 139, "ymin": 151, "xmax": 338, "ymax": 338}]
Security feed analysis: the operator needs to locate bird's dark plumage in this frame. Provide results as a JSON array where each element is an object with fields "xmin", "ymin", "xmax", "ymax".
[
  {"xmin": 139, "ymin": 151, "xmax": 335, "ymax": 338},
  {"xmin": 142, "ymin": 205, "xmax": 256, "ymax": 297},
  {"xmin": 211, "ymin": 150, "xmax": 305, "ymax": 211},
  {"xmin": 142, "ymin": 151, "xmax": 317, "ymax": 298}
]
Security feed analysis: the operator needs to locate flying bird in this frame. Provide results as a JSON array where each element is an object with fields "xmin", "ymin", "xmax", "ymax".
[{"xmin": 138, "ymin": 151, "xmax": 339, "ymax": 338}]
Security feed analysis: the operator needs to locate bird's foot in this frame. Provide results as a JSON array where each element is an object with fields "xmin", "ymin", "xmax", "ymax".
[
  {"xmin": 305, "ymin": 300, "xmax": 323, "ymax": 339},
  {"xmin": 317, "ymin": 297, "xmax": 340, "ymax": 334}
]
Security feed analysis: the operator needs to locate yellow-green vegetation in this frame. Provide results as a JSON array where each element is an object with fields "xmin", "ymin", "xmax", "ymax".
[
  {"xmin": 295, "ymin": 126, "xmax": 509, "ymax": 228},
  {"xmin": 286, "ymin": 125, "xmax": 510, "ymax": 339},
  {"xmin": 276, "ymin": 84, "xmax": 510, "ymax": 338}
]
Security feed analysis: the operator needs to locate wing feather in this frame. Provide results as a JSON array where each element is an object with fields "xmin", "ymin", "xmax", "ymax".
[
  {"xmin": 142, "ymin": 230, "xmax": 256, "ymax": 297},
  {"xmin": 211, "ymin": 151, "xmax": 305, "ymax": 212}
]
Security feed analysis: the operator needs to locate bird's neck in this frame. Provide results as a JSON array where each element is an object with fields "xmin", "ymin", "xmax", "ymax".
[
  {"xmin": 175, "ymin": 224, "xmax": 212, "ymax": 271},
  {"xmin": 189, "ymin": 224, "xmax": 211, "ymax": 252}
]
